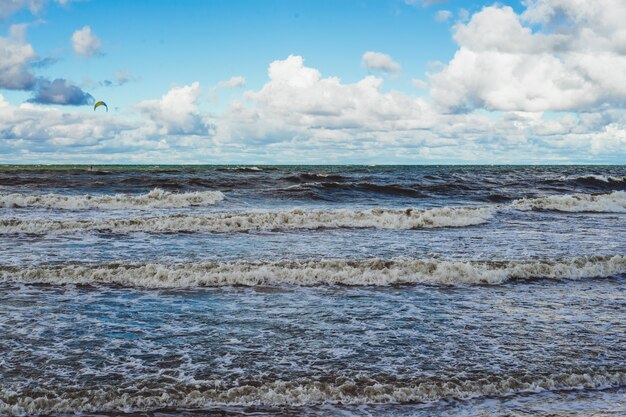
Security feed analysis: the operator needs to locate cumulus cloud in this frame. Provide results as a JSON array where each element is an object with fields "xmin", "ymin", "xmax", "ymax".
[
  {"xmin": 215, "ymin": 76, "xmax": 246, "ymax": 89},
  {"xmin": 138, "ymin": 82, "xmax": 213, "ymax": 135},
  {"xmin": 71, "ymin": 26, "xmax": 101, "ymax": 57},
  {"xmin": 429, "ymin": 1, "xmax": 626, "ymax": 112},
  {"xmin": 361, "ymin": 51, "xmax": 401, "ymax": 74},
  {"xmin": 217, "ymin": 55, "xmax": 439, "ymax": 147},
  {"xmin": 28, "ymin": 78, "xmax": 94, "ymax": 105},
  {"xmin": 0, "ymin": 24, "xmax": 37, "ymax": 90}
]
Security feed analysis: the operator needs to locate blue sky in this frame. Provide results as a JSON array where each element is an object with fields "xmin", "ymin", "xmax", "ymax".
[
  {"xmin": 1, "ymin": 0, "xmax": 625, "ymax": 164},
  {"xmin": 5, "ymin": 0, "xmax": 463, "ymax": 108}
]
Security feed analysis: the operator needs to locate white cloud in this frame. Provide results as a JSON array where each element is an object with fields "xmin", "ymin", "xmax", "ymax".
[
  {"xmin": 361, "ymin": 51, "xmax": 401, "ymax": 74},
  {"xmin": 216, "ymin": 55, "xmax": 434, "ymax": 145},
  {"xmin": 0, "ymin": 94, "xmax": 137, "ymax": 151},
  {"xmin": 0, "ymin": 91, "xmax": 217, "ymax": 163},
  {"xmin": 2, "ymin": 66, "xmax": 626, "ymax": 164},
  {"xmin": 71, "ymin": 26, "xmax": 101, "ymax": 57},
  {"xmin": 0, "ymin": 82, "xmax": 216, "ymax": 160},
  {"xmin": 215, "ymin": 76, "xmax": 246, "ymax": 89},
  {"xmin": 429, "ymin": 2, "xmax": 626, "ymax": 112},
  {"xmin": 211, "ymin": 55, "xmax": 626, "ymax": 163},
  {"xmin": 3, "ymin": 54, "xmax": 623, "ymax": 164},
  {"xmin": 0, "ymin": 24, "xmax": 37, "ymax": 90},
  {"xmin": 138, "ymin": 82, "xmax": 213, "ymax": 135},
  {"xmin": 435, "ymin": 10, "xmax": 452, "ymax": 22}
]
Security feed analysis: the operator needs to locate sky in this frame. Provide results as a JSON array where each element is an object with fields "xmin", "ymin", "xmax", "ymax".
[{"xmin": 0, "ymin": 0, "xmax": 625, "ymax": 164}]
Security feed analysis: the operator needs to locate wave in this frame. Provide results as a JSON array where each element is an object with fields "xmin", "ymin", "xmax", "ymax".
[
  {"xmin": 0, "ymin": 206, "xmax": 493, "ymax": 234},
  {"xmin": 1, "ymin": 369, "xmax": 624, "ymax": 415},
  {"xmin": 284, "ymin": 181, "xmax": 476, "ymax": 197},
  {"xmin": 322, "ymin": 182, "xmax": 427, "ymax": 197},
  {"xmin": 1, "ymin": 255, "xmax": 623, "ymax": 288},
  {"xmin": 216, "ymin": 166, "xmax": 264, "ymax": 172},
  {"xmin": 559, "ymin": 174, "xmax": 626, "ymax": 184},
  {"xmin": 284, "ymin": 173, "xmax": 347, "ymax": 182},
  {"xmin": 0, "ymin": 188, "xmax": 225, "ymax": 210},
  {"xmin": 511, "ymin": 191, "xmax": 626, "ymax": 213}
]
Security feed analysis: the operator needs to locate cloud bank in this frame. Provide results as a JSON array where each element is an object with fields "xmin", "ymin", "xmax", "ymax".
[
  {"xmin": 430, "ymin": 0, "xmax": 626, "ymax": 112},
  {"xmin": 2, "ymin": 54, "xmax": 625, "ymax": 164}
]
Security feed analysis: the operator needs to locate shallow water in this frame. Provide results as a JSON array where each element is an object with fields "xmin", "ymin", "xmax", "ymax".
[{"xmin": 0, "ymin": 165, "xmax": 625, "ymax": 416}]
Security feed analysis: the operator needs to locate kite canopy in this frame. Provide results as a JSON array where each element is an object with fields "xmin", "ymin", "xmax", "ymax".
[{"xmin": 94, "ymin": 101, "xmax": 108, "ymax": 112}]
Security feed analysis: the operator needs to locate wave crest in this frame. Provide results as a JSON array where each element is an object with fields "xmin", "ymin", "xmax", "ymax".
[
  {"xmin": 1, "ymin": 255, "xmax": 623, "ymax": 288},
  {"xmin": 0, "ymin": 188, "xmax": 225, "ymax": 210},
  {"xmin": 1, "ymin": 370, "xmax": 624, "ymax": 415},
  {"xmin": 560, "ymin": 174, "xmax": 626, "ymax": 184},
  {"xmin": 0, "ymin": 206, "xmax": 494, "ymax": 234},
  {"xmin": 512, "ymin": 191, "xmax": 626, "ymax": 213}
]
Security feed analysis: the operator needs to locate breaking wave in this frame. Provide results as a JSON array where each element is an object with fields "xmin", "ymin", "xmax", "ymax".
[
  {"xmin": 1, "ymin": 370, "xmax": 624, "ymax": 415},
  {"xmin": 1, "ymin": 255, "xmax": 623, "ymax": 288},
  {"xmin": 0, "ymin": 206, "xmax": 494, "ymax": 234},
  {"xmin": 512, "ymin": 191, "xmax": 626, "ymax": 213},
  {"xmin": 216, "ymin": 166, "xmax": 264, "ymax": 172},
  {"xmin": 559, "ymin": 174, "xmax": 626, "ymax": 185},
  {"xmin": 0, "ymin": 188, "xmax": 225, "ymax": 210}
]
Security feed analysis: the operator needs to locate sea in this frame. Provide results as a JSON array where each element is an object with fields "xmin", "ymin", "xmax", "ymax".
[{"xmin": 0, "ymin": 165, "xmax": 625, "ymax": 416}]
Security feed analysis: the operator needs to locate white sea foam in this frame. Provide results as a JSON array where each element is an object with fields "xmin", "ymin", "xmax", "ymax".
[
  {"xmin": 0, "ymin": 206, "xmax": 494, "ymax": 234},
  {"xmin": 1, "ymin": 255, "xmax": 623, "ymax": 288},
  {"xmin": 1, "ymin": 370, "xmax": 624, "ymax": 415},
  {"xmin": 559, "ymin": 174, "xmax": 626, "ymax": 183},
  {"xmin": 0, "ymin": 188, "xmax": 225, "ymax": 210},
  {"xmin": 512, "ymin": 191, "xmax": 626, "ymax": 213}
]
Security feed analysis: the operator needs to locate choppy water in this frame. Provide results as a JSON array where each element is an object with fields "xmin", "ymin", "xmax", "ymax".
[{"xmin": 1, "ymin": 165, "xmax": 625, "ymax": 416}]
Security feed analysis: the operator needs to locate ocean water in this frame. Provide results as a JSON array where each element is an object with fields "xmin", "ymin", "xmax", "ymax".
[{"xmin": 0, "ymin": 165, "xmax": 625, "ymax": 416}]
